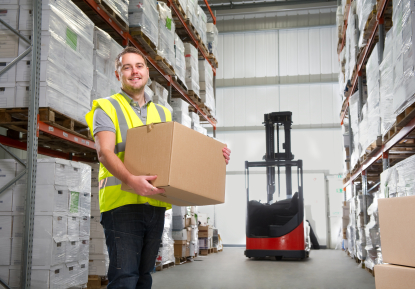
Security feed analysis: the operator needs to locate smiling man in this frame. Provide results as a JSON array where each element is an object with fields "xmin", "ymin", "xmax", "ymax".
[{"xmin": 85, "ymin": 47, "xmax": 231, "ymax": 289}]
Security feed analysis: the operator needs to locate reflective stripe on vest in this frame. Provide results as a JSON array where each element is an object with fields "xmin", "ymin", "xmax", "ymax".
[{"xmin": 85, "ymin": 93, "xmax": 172, "ymax": 213}]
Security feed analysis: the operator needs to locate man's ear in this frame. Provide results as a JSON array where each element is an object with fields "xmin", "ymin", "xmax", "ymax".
[{"xmin": 115, "ymin": 70, "xmax": 120, "ymax": 81}]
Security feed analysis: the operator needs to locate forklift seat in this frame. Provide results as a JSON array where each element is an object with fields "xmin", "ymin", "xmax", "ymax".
[{"xmin": 248, "ymin": 192, "xmax": 299, "ymax": 237}]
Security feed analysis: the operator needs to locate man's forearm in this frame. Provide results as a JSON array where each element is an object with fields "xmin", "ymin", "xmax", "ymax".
[{"xmin": 99, "ymin": 150, "xmax": 133, "ymax": 186}]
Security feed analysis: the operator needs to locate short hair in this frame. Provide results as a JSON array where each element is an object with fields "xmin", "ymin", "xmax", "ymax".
[{"xmin": 115, "ymin": 46, "xmax": 148, "ymax": 71}]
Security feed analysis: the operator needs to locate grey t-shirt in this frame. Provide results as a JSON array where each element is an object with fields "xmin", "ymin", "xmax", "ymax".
[{"xmin": 93, "ymin": 90, "xmax": 152, "ymax": 135}]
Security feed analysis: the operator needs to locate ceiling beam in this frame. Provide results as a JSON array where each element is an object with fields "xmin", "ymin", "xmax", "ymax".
[{"xmin": 200, "ymin": 0, "xmax": 337, "ymax": 11}]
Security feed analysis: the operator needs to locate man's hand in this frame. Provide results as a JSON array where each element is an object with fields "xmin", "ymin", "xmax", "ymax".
[
  {"xmin": 126, "ymin": 175, "xmax": 165, "ymax": 196},
  {"xmin": 222, "ymin": 147, "xmax": 231, "ymax": 165}
]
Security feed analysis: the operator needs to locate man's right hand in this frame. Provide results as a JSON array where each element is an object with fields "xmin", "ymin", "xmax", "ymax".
[{"xmin": 126, "ymin": 175, "xmax": 165, "ymax": 196}]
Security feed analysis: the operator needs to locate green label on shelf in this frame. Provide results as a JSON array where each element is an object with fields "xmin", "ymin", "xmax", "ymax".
[
  {"xmin": 66, "ymin": 27, "xmax": 78, "ymax": 51},
  {"xmin": 166, "ymin": 18, "xmax": 172, "ymax": 30},
  {"xmin": 336, "ymin": 188, "xmax": 343, "ymax": 193},
  {"xmin": 70, "ymin": 191, "xmax": 79, "ymax": 214}
]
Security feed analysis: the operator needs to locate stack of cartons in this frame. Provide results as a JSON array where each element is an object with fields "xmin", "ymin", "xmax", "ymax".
[
  {"xmin": 0, "ymin": 3, "xmax": 18, "ymax": 104},
  {"xmin": 174, "ymin": 33, "xmax": 187, "ymax": 90},
  {"xmin": 206, "ymin": 23, "xmax": 218, "ymax": 57},
  {"xmin": 0, "ymin": 159, "xmax": 91, "ymax": 289},
  {"xmin": 156, "ymin": 209, "xmax": 175, "ymax": 268},
  {"xmin": 89, "ymin": 163, "xmax": 109, "ymax": 277},
  {"xmin": 169, "ymin": 98, "xmax": 191, "ymax": 128},
  {"xmin": 157, "ymin": 3, "xmax": 175, "ymax": 68},
  {"xmin": 92, "ymin": 27, "xmax": 123, "ymax": 104},
  {"xmin": 346, "ymin": 197, "xmax": 356, "ymax": 257},
  {"xmin": 172, "ymin": 205, "xmax": 197, "ymax": 262},
  {"xmin": 342, "ymin": 201, "xmax": 350, "ymax": 241},
  {"xmin": 375, "ymin": 195, "xmax": 415, "ymax": 288},
  {"xmin": 184, "ymin": 43, "xmax": 199, "ymax": 95},
  {"xmin": 198, "ymin": 225, "xmax": 213, "ymax": 254},
  {"xmin": 14, "ymin": 0, "xmax": 95, "ymax": 125},
  {"xmin": 190, "ymin": 111, "xmax": 207, "ymax": 135},
  {"xmin": 364, "ymin": 190, "xmax": 383, "ymax": 270},
  {"xmin": 198, "ymin": 59, "xmax": 215, "ymax": 113},
  {"xmin": 149, "ymin": 80, "xmax": 172, "ymax": 113},
  {"xmin": 355, "ymin": 194, "xmax": 374, "ymax": 261},
  {"xmin": 172, "ymin": 205, "xmax": 190, "ymax": 260},
  {"xmin": 129, "ymin": 0, "xmax": 159, "ymax": 48},
  {"xmin": 99, "ymin": 0, "xmax": 129, "ymax": 27},
  {"xmin": 195, "ymin": 6, "xmax": 207, "ymax": 45},
  {"xmin": 0, "ymin": 160, "xmax": 25, "ymax": 289}
]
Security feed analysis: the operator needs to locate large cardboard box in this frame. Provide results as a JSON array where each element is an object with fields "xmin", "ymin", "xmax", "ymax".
[
  {"xmin": 375, "ymin": 264, "xmax": 415, "ymax": 289},
  {"xmin": 378, "ymin": 196, "xmax": 415, "ymax": 267},
  {"xmin": 122, "ymin": 122, "xmax": 226, "ymax": 206}
]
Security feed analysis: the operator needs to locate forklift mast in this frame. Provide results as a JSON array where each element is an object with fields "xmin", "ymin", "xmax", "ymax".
[{"xmin": 264, "ymin": 112, "xmax": 294, "ymax": 203}]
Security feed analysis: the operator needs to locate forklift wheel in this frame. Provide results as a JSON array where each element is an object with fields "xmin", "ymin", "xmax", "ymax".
[{"xmin": 275, "ymin": 256, "xmax": 283, "ymax": 261}]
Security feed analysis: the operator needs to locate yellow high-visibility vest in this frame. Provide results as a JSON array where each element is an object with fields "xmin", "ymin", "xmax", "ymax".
[{"xmin": 85, "ymin": 93, "xmax": 172, "ymax": 213}]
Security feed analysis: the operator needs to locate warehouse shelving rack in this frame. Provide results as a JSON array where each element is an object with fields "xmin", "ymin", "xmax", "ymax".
[
  {"xmin": 338, "ymin": 0, "xmax": 415, "ymax": 266},
  {"xmin": 0, "ymin": 0, "xmax": 219, "ymax": 288}
]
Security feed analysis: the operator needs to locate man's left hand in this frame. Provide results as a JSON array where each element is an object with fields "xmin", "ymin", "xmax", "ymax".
[{"xmin": 222, "ymin": 147, "xmax": 231, "ymax": 165}]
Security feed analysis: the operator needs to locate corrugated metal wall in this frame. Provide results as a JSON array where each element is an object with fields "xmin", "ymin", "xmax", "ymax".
[
  {"xmin": 216, "ymin": 26, "xmax": 338, "ymax": 80},
  {"xmin": 216, "ymin": 8, "xmax": 336, "ymax": 32},
  {"xmin": 215, "ymin": 83, "xmax": 342, "ymax": 127}
]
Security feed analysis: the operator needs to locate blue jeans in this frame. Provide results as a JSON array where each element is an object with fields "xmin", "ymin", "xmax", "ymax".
[{"xmin": 101, "ymin": 204, "xmax": 166, "ymax": 289}]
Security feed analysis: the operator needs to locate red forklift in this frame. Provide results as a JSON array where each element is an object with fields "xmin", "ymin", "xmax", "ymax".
[{"xmin": 244, "ymin": 111, "xmax": 311, "ymax": 259}]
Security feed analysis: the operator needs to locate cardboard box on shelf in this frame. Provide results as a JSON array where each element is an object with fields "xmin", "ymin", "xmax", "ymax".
[
  {"xmin": 66, "ymin": 236, "xmax": 80, "ymax": 263},
  {"xmin": 375, "ymin": 264, "xmax": 415, "ymax": 289},
  {"xmin": 0, "ymin": 215, "xmax": 12, "ymax": 238},
  {"xmin": 0, "ymin": 187, "xmax": 13, "ymax": 212},
  {"xmin": 90, "ymin": 216, "xmax": 105, "ymax": 239},
  {"xmin": 0, "ymin": 58, "xmax": 17, "ymax": 86},
  {"xmin": 122, "ymin": 122, "xmax": 226, "ymax": 206},
  {"xmin": 378, "ymin": 195, "xmax": 415, "ymax": 267},
  {"xmin": 12, "ymin": 185, "xmax": 25, "ymax": 213},
  {"xmin": 79, "ymin": 237, "xmax": 90, "ymax": 261},
  {"xmin": 198, "ymin": 225, "xmax": 213, "ymax": 238},
  {"xmin": 34, "ymin": 214, "xmax": 67, "ymax": 239},
  {"xmin": 12, "ymin": 215, "xmax": 24, "ymax": 238},
  {"xmin": 31, "ymin": 264, "xmax": 66, "ymax": 289}
]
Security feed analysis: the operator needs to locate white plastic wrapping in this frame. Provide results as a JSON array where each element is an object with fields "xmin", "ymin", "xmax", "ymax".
[
  {"xmin": 206, "ymin": 23, "xmax": 218, "ymax": 57},
  {"xmin": 199, "ymin": 59, "xmax": 215, "ymax": 111},
  {"xmin": 392, "ymin": 0, "xmax": 415, "ymax": 114},
  {"xmin": 380, "ymin": 29, "xmax": 396, "ymax": 135},
  {"xmin": 170, "ymin": 97, "xmax": 189, "ymax": 112},
  {"xmin": 174, "ymin": 33, "xmax": 187, "ymax": 89},
  {"xmin": 156, "ymin": 209, "xmax": 175, "ymax": 266},
  {"xmin": 196, "ymin": 6, "xmax": 207, "ymax": 45},
  {"xmin": 129, "ymin": 0, "xmax": 159, "ymax": 47},
  {"xmin": 345, "ymin": 7, "xmax": 358, "ymax": 81},
  {"xmin": 357, "ymin": 0, "xmax": 376, "ymax": 48},
  {"xmin": 101, "ymin": 0, "xmax": 129, "ymax": 25},
  {"xmin": 184, "ymin": 43, "xmax": 200, "ymax": 95},
  {"xmin": 172, "ymin": 111, "xmax": 192, "ymax": 128},
  {"xmin": 186, "ymin": 0, "xmax": 198, "ymax": 28},
  {"xmin": 92, "ymin": 27, "xmax": 122, "ymax": 103},
  {"xmin": 349, "ymin": 91, "xmax": 360, "ymax": 168},
  {"xmin": 157, "ymin": 3, "xmax": 176, "ymax": 67}
]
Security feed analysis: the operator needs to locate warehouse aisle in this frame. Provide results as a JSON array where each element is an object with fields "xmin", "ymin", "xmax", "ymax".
[{"xmin": 152, "ymin": 248, "xmax": 375, "ymax": 289}]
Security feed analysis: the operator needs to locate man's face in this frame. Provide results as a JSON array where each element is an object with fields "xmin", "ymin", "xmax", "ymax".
[{"xmin": 115, "ymin": 53, "xmax": 149, "ymax": 93}]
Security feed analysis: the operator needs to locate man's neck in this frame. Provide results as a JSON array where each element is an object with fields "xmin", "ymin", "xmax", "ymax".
[{"xmin": 122, "ymin": 87, "xmax": 146, "ymax": 107}]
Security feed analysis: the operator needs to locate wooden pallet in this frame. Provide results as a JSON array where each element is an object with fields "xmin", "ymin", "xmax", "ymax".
[
  {"xmin": 396, "ymin": 102, "xmax": 415, "ymax": 128},
  {"xmin": 172, "ymin": 0, "xmax": 188, "ymax": 19},
  {"xmin": 359, "ymin": 136, "xmax": 383, "ymax": 163},
  {"xmin": 383, "ymin": 124, "xmax": 402, "ymax": 144},
  {"xmin": 154, "ymin": 55, "xmax": 175, "ymax": 76},
  {"xmin": 366, "ymin": 266, "xmax": 375, "ymax": 277},
  {"xmin": 199, "ymin": 248, "xmax": 214, "ymax": 256},
  {"xmin": 129, "ymin": 28, "xmax": 158, "ymax": 59},
  {"xmin": 207, "ymin": 53, "xmax": 219, "ymax": 68},
  {"xmin": 175, "ymin": 77, "xmax": 188, "ymax": 93},
  {"xmin": 174, "ymin": 256, "xmax": 194, "ymax": 265},
  {"xmin": 0, "ymin": 108, "xmax": 93, "ymax": 141},
  {"xmin": 72, "ymin": 0, "xmax": 128, "ymax": 34},
  {"xmin": 0, "ymin": 107, "xmax": 97, "ymax": 160},
  {"xmin": 213, "ymin": 248, "xmax": 223, "ymax": 253},
  {"xmin": 199, "ymin": 40, "xmax": 209, "ymax": 57},
  {"xmin": 155, "ymin": 261, "xmax": 174, "ymax": 271},
  {"xmin": 87, "ymin": 275, "xmax": 108, "ymax": 289}
]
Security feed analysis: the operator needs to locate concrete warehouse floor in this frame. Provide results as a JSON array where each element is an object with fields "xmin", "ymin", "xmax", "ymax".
[{"xmin": 151, "ymin": 247, "xmax": 376, "ymax": 289}]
